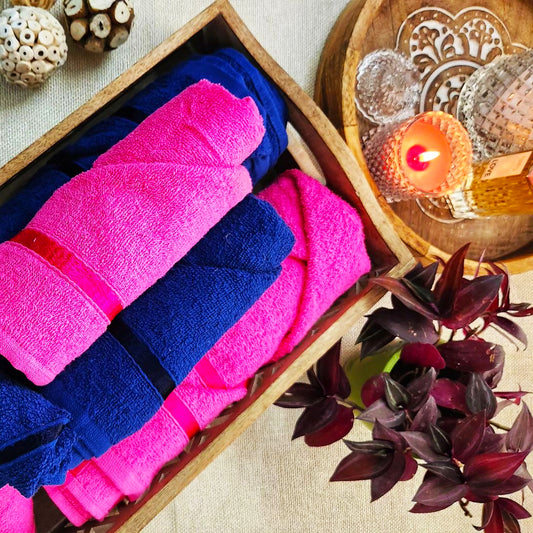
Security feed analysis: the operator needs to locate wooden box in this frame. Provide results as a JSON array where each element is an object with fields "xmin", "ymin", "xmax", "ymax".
[{"xmin": 0, "ymin": 1, "xmax": 413, "ymax": 531}]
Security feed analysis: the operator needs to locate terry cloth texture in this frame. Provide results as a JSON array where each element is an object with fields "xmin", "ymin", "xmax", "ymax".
[
  {"xmin": 0, "ymin": 485, "xmax": 35, "ymax": 533},
  {"xmin": 45, "ymin": 169, "xmax": 371, "ymax": 525},
  {"xmin": 38, "ymin": 195, "xmax": 293, "ymax": 476},
  {"xmin": 0, "ymin": 373, "xmax": 75, "ymax": 497},
  {"xmin": 0, "ymin": 47, "xmax": 289, "ymax": 245},
  {"xmin": 122, "ymin": 48, "xmax": 288, "ymax": 185},
  {"xmin": 0, "ymin": 80, "xmax": 263, "ymax": 385}
]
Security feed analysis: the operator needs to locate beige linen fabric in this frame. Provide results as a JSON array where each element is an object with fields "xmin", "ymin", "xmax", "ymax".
[{"xmin": 1, "ymin": 1, "xmax": 532, "ymax": 532}]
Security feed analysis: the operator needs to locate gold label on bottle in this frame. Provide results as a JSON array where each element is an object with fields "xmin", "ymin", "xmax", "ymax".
[{"xmin": 481, "ymin": 151, "xmax": 533, "ymax": 180}]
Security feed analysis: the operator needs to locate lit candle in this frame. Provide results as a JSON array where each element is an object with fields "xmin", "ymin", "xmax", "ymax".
[{"xmin": 363, "ymin": 112, "xmax": 472, "ymax": 202}]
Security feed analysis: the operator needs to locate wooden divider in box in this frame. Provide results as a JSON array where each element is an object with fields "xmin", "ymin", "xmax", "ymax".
[{"xmin": 0, "ymin": 1, "xmax": 414, "ymax": 531}]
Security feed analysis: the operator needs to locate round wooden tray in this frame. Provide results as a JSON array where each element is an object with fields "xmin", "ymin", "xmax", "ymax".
[{"xmin": 316, "ymin": 0, "xmax": 533, "ymax": 274}]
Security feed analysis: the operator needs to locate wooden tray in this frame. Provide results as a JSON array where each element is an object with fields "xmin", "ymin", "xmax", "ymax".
[
  {"xmin": 315, "ymin": 0, "xmax": 533, "ymax": 274},
  {"xmin": 0, "ymin": 1, "xmax": 414, "ymax": 531}
]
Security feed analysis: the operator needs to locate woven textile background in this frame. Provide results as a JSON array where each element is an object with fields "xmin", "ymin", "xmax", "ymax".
[{"xmin": 1, "ymin": 1, "xmax": 532, "ymax": 532}]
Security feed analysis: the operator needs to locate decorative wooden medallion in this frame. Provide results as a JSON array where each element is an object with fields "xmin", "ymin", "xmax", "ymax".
[{"xmin": 395, "ymin": 7, "xmax": 528, "ymax": 116}]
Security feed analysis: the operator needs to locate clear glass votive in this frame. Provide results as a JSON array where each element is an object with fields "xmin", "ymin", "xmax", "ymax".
[
  {"xmin": 355, "ymin": 48, "xmax": 421, "ymax": 126},
  {"xmin": 362, "ymin": 112, "xmax": 473, "ymax": 202}
]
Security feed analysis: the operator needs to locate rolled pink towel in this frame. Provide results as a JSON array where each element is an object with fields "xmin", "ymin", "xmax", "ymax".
[
  {"xmin": 0, "ymin": 80, "xmax": 264, "ymax": 385},
  {"xmin": 0, "ymin": 485, "xmax": 35, "ymax": 533},
  {"xmin": 45, "ymin": 169, "xmax": 371, "ymax": 524}
]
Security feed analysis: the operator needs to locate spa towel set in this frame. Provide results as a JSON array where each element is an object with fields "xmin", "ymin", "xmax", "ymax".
[{"xmin": 0, "ymin": 49, "xmax": 371, "ymax": 529}]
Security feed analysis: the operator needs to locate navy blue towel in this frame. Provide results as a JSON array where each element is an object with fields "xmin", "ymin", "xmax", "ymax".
[{"xmin": 0, "ymin": 373, "xmax": 75, "ymax": 497}]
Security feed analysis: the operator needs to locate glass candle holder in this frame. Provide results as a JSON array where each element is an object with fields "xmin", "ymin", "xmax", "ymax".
[
  {"xmin": 456, "ymin": 50, "xmax": 533, "ymax": 161},
  {"xmin": 355, "ymin": 49, "xmax": 421, "ymax": 126},
  {"xmin": 362, "ymin": 111, "xmax": 473, "ymax": 202}
]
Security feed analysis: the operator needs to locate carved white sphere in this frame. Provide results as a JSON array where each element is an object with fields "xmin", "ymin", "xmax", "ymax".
[{"xmin": 0, "ymin": 6, "xmax": 67, "ymax": 88}]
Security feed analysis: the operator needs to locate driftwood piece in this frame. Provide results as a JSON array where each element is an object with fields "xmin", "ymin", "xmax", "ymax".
[{"xmin": 63, "ymin": 0, "xmax": 133, "ymax": 52}]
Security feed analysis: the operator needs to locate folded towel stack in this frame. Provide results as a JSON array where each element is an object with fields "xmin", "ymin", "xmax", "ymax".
[
  {"xmin": 45, "ymin": 169, "xmax": 371, "ymax": 525},
  {"xmin": 40, "ymin": 195, "xmax": 293, "ymax": 469},
  {"xmin": 0, "ymin": 80, "xmax": 264, "ymax": 386},
  {"xmin": 0, "ymin": 485, "xmax": 35, "ymax": 533}
]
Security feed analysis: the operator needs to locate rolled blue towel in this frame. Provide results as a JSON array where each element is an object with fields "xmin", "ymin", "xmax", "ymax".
[
  {"xmin": 41, "ymin": 195, "xmax": 294, "ymax": 468},
  {"xmin": 0, "ymin": 373, "xmax": 76, "ymax": 497},
  {"xmin": 124, "ymin": 48, "xmax": 288, "ymax": 184}
]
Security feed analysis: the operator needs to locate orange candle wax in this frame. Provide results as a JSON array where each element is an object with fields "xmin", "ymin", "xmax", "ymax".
[{"xmin": 400, "ymin": 121, "xmax": 452, "ymax": 192}]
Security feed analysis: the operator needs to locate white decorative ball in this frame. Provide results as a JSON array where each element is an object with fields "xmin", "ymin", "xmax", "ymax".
[{"xmin": 0, "ymin": 6, "xmax": 67, "ymax": 88}]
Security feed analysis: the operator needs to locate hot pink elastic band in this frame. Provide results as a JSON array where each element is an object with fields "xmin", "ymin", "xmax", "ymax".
[
  {"xmin": 164, "ymin": 393, "xmax": 200, "ymax": 436},
  {"xmin": 11, "ymin": 228, "xmax": 123, "ymax": 320},
  {"xmin": 194, "ymin": 357, "xmax": 226, "ymax": 388}
]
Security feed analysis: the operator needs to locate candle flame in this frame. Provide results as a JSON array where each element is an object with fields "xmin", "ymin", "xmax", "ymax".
[{"xmin": 418, "ymin": 151, "xmax": 440, "ymax": 163}]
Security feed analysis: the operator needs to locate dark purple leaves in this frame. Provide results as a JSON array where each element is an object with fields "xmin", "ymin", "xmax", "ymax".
[
  {"xmin": 434, "ymin": 243, "xmax": 469, "ymax": 315},
  {"xmin": 401, "ymin": 343, "xmax": 445, "ymax": 370},
  {"xmin": 280, "ymin": 246, "xmax": 533, "ymax": 528},
  {"xmin": 405, "ymin": 261, "xmax": 439, "ymax": 290},
  {"xmin": 304, "ymin": 404, "xmax": 354, "ymax": 447},
  {"xmin": 316, "ymin": 342, "xmax": 351, "ymax": 398},
  {"xmin": 479, "ymin": 498, "xmax": 532, "ymax": 533},
  {"xmin": 383, "ymin": 374, "xmax": 411, "ymax": 411},
  {"xmin": 402, "ymin": 431, "xmax": 447, "ymax": 462},
  {"xmin": 494, "ymin": 390, "xmax": 528, "ymax": 404},
  {"xmin": 439, "ymin": 340, "xmax": 501, "ymax": 373},
  {"xmin": 464, "ymin": 451, "xmax": 529, "ymax": 487},
  {"xmin": 357, "ymin": 399, "xmax": 406, "ymax": 428},
  {"xmin": 356, "ymin": 320, "xmax": 396, "ymax": 359},
  {"xmin": 369, "ymin": 277, "xmax": 439, "ymax": 320},
  {"xmin": 506, "ymin": 403, "xmax": 533, "ymax": 453},
  {"xmin": 361, "ymin": 373, "xmax": 386, "ymax": 407},
  {"xmin": 330, "ymin": 450, "xmax": 393, "ymax": 482},
  {"xmin": 498, "ymin": 498, "xmax": 532, "ymax": 520},
  {"xmin": 274, "ymin": 382, "xmax": 322, "ymax": 408},
  {"xmin": 370, "ymin": 307, "xmax": 438, "ymax": 344},
  {"xmin": 452, "ymin": 412, "xmax": 486, "ymax": 463},
  {"xmin": 421, "ymin": 460, "xmax": 464, "ymax": 484},
  {"xmin": 492, "ymin": 316, "xmax": 528, "ymax": 348},
  {"xmin": 371, "ymin": 450, "xmax": 406, "ymax": 501},
  {"xmin": 344, "ymin": 439, "xmax": 394, "ymax": 454},
  {"xmin": 431, "ymin": 379, "xmax": 468, "ymax": 413},
  {"xmin": 407, "ymin": 368, "xmax": 437, "ymax": 411},
  {"xmin": 331, "ymin": 424, "xmax": 409, "ymax": 497},
  {"xmin": 466, "ymin": 373, "xmax": 497, "ymax": 419},
  {"xmin": 429, "ymin": 424, "xmax": 451, "ymax": 455},
  {"xmin": 412, "ymin": 473, "xmax": 467, "ymax": 508},
  {"xmin": 410, "ymin": 396, "xmax": 439, "ymax": 432},
  {"xmin": 292, "ymin": 397, "xmax": 338, "ymax": 440},
  {"xmin": 442, "ymin": 275, "xmax": 502, "ymax": 330}
]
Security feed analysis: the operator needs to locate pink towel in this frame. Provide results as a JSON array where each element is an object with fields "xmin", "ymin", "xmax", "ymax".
[
  {"xmin": 45, "ymin": 169, "xmax": 371, "ymax": 524},
  {"xmin": 0, "ymin": 80, "xmax": 264, "ymax": 385},
  {"xmin": 0, "ymin": 485, "xmax": 35, "ymax": 533}
]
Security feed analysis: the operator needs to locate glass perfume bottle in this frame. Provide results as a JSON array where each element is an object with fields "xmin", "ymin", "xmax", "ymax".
[{"xmin": 447, "ymin": 150, "xmax": 533, "ymax": 218}]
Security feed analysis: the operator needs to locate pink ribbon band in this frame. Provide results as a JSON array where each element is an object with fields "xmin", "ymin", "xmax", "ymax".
[{"xmin": 11, "ymin": 228, "xmax": 122, "ymax": 320}]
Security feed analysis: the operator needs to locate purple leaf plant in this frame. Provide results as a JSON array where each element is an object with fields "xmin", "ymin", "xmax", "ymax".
[{"xmin": 275, "ymin": 245, "xmax": 533, "ymax": 533}]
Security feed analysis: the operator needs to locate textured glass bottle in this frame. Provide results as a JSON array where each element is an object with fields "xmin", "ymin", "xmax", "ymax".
[{"xmin": 448, "ymin": 150, "xmax": 533, "ymax": 218}]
